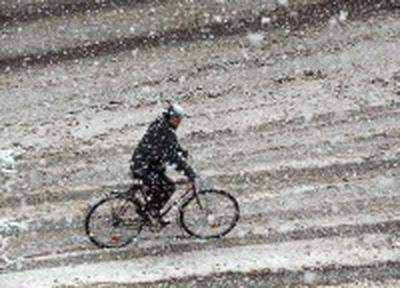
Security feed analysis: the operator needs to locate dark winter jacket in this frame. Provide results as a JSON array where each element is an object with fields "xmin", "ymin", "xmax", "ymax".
[{"xmin": 131, "ymin": 114, "xmax": 196, "ymax": 180}]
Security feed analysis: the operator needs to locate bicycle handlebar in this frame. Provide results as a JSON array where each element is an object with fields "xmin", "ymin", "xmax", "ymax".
[
  {"xmin": 174, "ymin": 178, "xmax": 200, "ymax": 196},
  {"xmin": 174, "ymin": 178, "xmax": 192, "ymax": 185}
]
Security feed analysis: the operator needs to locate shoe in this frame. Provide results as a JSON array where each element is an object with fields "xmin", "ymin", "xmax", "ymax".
[
  {"xmin": 156, "ymin": 217, "xmax": 171, "ymax": 227},
  {"xmin": 147, "ymin": 217, "xmax": 170, "ymax": 232},
  {"xmin": 147, "ymin": 209, "xmax": 167, "ymax": 224}
]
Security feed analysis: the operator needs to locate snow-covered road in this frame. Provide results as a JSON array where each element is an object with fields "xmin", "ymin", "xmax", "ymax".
[
  {"xmin": 1, "ymin": 0, "xmax": 400, "ymax": 287},
  {"xmin": 2, "ymin": 234, "xmax": 399, "ymax": 288}
]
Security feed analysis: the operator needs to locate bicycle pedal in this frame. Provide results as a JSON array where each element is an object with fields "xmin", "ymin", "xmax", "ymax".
[
  {"xmin": 158, "ymin": 218, "xmax": 171, "ymax": 227},
  {"xmin": 111, "ymin": 235, "xmax": 122, "ymax": 244},
  {"xmin": 147, "ymin": 219, "xmax": 170, "ymax": 232}
]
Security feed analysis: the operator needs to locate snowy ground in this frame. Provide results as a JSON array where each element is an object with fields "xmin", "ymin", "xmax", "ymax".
[
  {"xmin": 1, "ymin": 234, "xmax": 399, "ymax": 288},
  {"xmin": 1, "ymin": 0, "xmax": 400, "ymax": 287}
]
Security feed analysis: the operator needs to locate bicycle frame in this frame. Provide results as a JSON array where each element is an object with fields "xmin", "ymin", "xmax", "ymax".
[
  {"xmin": 159, "ymin": 179, "xmax": 197, "ymax": 217},
  {"xmin": 123, "ymin": 178, "xmax": 202, "ymax": 221}
]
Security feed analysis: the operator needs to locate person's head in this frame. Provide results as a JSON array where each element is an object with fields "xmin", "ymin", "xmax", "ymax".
[{"xmin": 164, "ymin": 103, "xmax": 184, "ymax": 129}]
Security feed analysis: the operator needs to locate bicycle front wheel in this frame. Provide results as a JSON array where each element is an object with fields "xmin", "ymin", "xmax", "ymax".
[
  {"xmin": 179, "ymin": 190, "xmax": 240, "ymax": 239},
  {"xmin": 85, "ymin": 196, "xmax": 144, "ymax": 248}
]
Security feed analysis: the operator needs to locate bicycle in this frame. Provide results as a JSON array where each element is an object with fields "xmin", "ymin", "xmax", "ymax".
[{"xmin": 85, "ymin": 178, "xmax": 240, "ymax": 248}]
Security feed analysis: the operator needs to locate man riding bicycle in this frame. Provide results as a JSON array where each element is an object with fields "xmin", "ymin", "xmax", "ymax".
[
  {"xmin": 130, "ymin": 103, "xmax": 196, "ymax": 226},
  {"xmin": 85, "ymin": 102, "xmax": 239, "ymax": 247}
]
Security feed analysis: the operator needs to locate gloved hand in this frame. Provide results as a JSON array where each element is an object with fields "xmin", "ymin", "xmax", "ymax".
[{"xmin": 179, "ymin": 149, "xmax": 189, "ymax": 159}]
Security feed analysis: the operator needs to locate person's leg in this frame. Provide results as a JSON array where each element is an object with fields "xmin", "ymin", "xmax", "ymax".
[
  {"xmin": 141, "ymin": 171, "xmax": 159, "ymax": 210},
  {"xmin": 141, "ymin": 171, "xmax": 174, "ymax": 226},
  {"xmin": 157, "ymin": 173, "xmax": 175, "ymax": 210},
  {"xmin": 144, "ymin": 172, "xmax": 174, "ymax": 211}
]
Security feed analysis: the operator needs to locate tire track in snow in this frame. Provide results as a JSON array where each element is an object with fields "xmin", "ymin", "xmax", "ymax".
[
  {"xmin": 2, "ymin": 99, "xmax": 400, "ymax": 205},
  {"xmin": 0, "ymin": 0, "xmax": 396, "ymax": 69},
  {"xmin": 2, "ymin": 234, "xmax": 400, "ymax": 287},
  {"xmin": 2, "ymin": 173, "xmax": 400, "ymax": 273}
]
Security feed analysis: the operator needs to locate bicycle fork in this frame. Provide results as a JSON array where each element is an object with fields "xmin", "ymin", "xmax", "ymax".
[{"xmin": 194, "ymin": 190, "xmax": 221, "ymax": 229}]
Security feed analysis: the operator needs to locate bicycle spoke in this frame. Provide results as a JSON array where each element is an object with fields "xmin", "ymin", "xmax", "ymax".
[{"xmin": 85, "ymin": 196, "xmax": 144, "ymax": 248}]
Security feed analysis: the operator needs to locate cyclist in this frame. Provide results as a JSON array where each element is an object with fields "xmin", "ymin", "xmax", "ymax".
[{"xmin": 130, "ymin": 102, "xmax": 196, "ymax": 226}]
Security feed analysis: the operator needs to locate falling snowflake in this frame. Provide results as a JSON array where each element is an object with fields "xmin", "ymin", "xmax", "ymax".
[
  {"xmin": 339, "ymin": 10, "xmax": 349, "ymax": 22},
  {"xmin": 277, "ymin": 0, "xmax": 289, "ymax": 7},
  {"xmin": 329, "ymin": 17, "xmax": 338, "ymax": 27},
  {"xmin": 261, "ymin": 17, "xmax": 271, "ymax": 25}
]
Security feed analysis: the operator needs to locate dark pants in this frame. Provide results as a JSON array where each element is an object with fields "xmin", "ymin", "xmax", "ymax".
[{"xmin": 132, "ymin": 168, "xmax": 175, "ymax": 215}]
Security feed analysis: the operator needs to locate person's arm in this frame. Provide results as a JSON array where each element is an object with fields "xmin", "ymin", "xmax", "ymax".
[
  {"xmin": 166, "ymin": 133, "xmax": 196, "ymax": 180},
  {"xmin": 176, "ymin": 142, "xmax": 189, "ymax": 159}
]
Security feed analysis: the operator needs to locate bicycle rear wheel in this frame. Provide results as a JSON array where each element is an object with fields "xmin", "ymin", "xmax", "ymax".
[
  {"xmin": 85, "ymin": 196, "xmax": 144, "ymax": 248},
  {"xmin": 179, "ymin": 190, "xmax": 240, "ymax": 239}
]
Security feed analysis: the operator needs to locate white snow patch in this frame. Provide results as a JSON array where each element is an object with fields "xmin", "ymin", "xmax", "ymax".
[
  {"xmin": 131, "ymin": 49, "xmax": 138, "ymax": 56},
  {"xmin": 0, "ymin": 218, "xmax": 29, "ymax": 235},
  {"xmin": 0, "ymin": 255, "xmax": 12, "ymax": 271},
  {"xmin": 329, "ymin": 17, "xmax": 338, "ymax": 27},
  {"xmin": 250, "ymin": 225, "xmax": 271, "ymax": 236},
  {"xmin": 201, "ymin": 156, "xmax": 370, "ymax": 180},
  {"xmin": 0, "ymin": 150, "xmax": 16, "ymax": 173},
  {"xmin": 0, "ymin": 256, "xmax": 10, "ymax": 268},
  {"xmin": 275, "ymin": 213, "xmax": 400, "ymax": 234},
  {"xmin": 0, "ymin": 235, "xmax": 16, "ymax": 271},
  {"xmin": 302, "ymin": 106, "xmax": 315, "ymax": 124},
  {"xmin": 329, "ymin": 10, "xmax": 348, "ymax": 27},
  {"xmin": 304, "ymin": 270, "xmax": 318, "ymax": 285},
  {"xmin": 261, "ymin": 17, "xmax": 271, "ymax": 25},
  {"xmin": 0, "ymin": 244, "xmax": 15, "ymax": 272},
  {"xmin": 376, "ymin": 175, "xmax": 396, "ymax": 189},
  {"xmin": 247, "ymin": 33, "xmax": 265, "ymax": 47}
]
